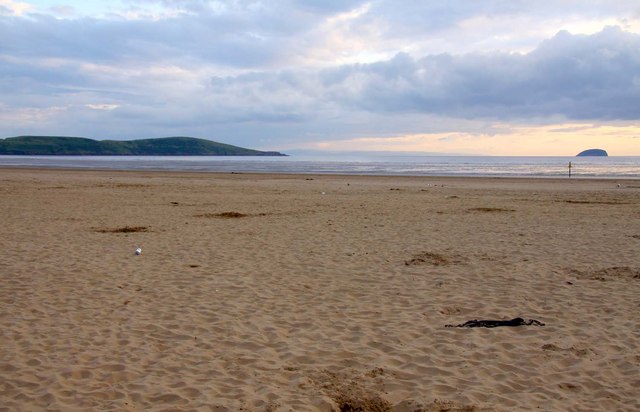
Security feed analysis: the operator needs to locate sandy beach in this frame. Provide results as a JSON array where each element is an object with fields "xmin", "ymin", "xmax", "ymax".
[{"xmin": 1, "ymin": 168, "xmax": 639, "ymax": 411}]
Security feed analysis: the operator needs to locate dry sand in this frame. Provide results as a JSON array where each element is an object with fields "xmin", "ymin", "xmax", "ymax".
[{"xmin": 1, "ymin": 168, "xmax": 639, "ymax": 411}]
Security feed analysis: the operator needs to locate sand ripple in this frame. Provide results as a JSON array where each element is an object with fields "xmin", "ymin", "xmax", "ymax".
[{"xmin": 1, "ymin": 170, "xmax": 639, "ymax": 411}]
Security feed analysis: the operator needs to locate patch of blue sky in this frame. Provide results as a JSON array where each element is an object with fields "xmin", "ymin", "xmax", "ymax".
[{"xmin": 23, "ymin": 0, "xmax": 170, "ymax": 19}]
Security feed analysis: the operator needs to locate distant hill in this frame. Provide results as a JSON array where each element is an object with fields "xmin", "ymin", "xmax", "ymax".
[
  {"xmin": 576, "ymin": 148, "xmax": 608, "ymax": 157},
  {"xmin": 0, "ymin": 136, "xmax": 286, "ymax": 156}
]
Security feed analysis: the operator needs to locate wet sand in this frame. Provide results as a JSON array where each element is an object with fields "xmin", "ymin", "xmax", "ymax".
[{"xmin": 1, "ymin": 168, "xmax": 639, "ymax": 411}]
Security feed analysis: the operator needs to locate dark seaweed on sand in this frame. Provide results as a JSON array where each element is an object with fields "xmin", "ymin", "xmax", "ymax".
[{"xmin": 94, "ymin": 226, "xmax": 149, "ymax": 233}]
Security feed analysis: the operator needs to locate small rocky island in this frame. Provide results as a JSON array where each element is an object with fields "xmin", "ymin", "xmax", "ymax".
[
  {"xmin": 0, "ymin": 136, "xmax": 287, "ymax": 156},
  {"xmin": 576, "ymin": 148, "xmax": 608, "ymax": 157}
]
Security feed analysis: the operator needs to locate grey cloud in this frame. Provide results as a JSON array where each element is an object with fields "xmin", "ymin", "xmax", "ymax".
[
  {"xmin": 200, "ymin": 27, "xmax": 640, "ymax": 127},
  {"xmin": 367, "ymin": 0, "xmax": 640, "ymax": 35},
  {"xmin": 3, "ymin": 0, "xmax": 639, "ymax": 69},
  {"xmin": 2, "ymin": 0, "xmax": 640, "ymax": 147},
  {"xmin": 4, "ymin": 25, "xmax": 639, "ymax": 113},
  {"xmin": 291, "ymin": 0, "xmax": 366, "ymax": 13},
  {"xmin": 126, "ymin": 0, "xmax": 367, "ymax": 14},
  {"xmin": 1, "ymin": 15, "xmax": 151, "ymax": 62},
  {"xmin": 0, "ymin": 6, "xmax": 311, "ymax": 68},
  {"xmin": 318, "ymin": 27, "xmax": 640, "ymax": 120},
  {"xmin": 4, "ymin": 27, "xmax": 638, "ymax": 145}
]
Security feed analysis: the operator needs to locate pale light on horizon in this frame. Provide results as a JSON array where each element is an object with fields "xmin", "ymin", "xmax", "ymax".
[{"xmin": 303, "ymin": 123, "xmax": 640, "ymax": 156}]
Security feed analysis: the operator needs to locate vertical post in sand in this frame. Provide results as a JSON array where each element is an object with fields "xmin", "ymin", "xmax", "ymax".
[{"xmin": 568, "ymin": 161, "xmax": 572, "ymax": 178}]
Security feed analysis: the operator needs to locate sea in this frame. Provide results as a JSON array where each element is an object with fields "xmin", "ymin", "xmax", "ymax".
[{"xmin": 0, "ymin": 154, "xmax": 639, "ymax": 179}]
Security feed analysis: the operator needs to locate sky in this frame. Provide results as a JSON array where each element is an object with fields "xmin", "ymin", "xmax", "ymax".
[{"xmin": 1, "ymin": 0, "xmax": 639, "ymax": 155}]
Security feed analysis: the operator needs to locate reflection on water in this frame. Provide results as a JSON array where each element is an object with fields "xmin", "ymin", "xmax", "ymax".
[{"xmin": 0, "ymin": 155, "xmax": 638, "ymax": 178}]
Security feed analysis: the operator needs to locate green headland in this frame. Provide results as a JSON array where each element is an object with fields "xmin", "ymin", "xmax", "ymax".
[{"xmin": 0, "ymin": 136, "xmax": 286, "ymax": 156}]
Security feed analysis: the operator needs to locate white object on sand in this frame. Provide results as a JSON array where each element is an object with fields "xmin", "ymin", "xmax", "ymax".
[{"xmin": 135, "ymin": 248, "xmax": 142, "ymax": 255}]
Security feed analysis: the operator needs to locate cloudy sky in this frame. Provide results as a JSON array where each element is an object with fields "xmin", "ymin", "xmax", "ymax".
[{"xmin": 1, "ymin": 0, "xmax": 639, "ymax": 155}]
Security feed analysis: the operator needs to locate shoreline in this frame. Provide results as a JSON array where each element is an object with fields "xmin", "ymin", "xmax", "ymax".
[
  {"xmin": 1, "ymin": 168, "xmax": 639, "ymax": 411},
  {"xmin": 2, "ymin": 165, "xmax": 639, "ymax": 183},
  {"xmin": 2, "ymin": 154, "xmax": 639, "ymax": 180}
]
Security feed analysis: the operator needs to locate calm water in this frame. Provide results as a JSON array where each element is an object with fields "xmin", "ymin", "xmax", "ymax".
[{"xmin": 0, "ymin": 154, "xmax": 638, "ymax": 178}]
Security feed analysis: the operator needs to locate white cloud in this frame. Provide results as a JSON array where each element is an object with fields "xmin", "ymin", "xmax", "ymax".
[
  {"xmin": 85, "ymin": 103, "xmax": 119, "ymax": 110},
  {"xmin": 0, "ymin": 0, "xmax": 32, "ymax": 15}
]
